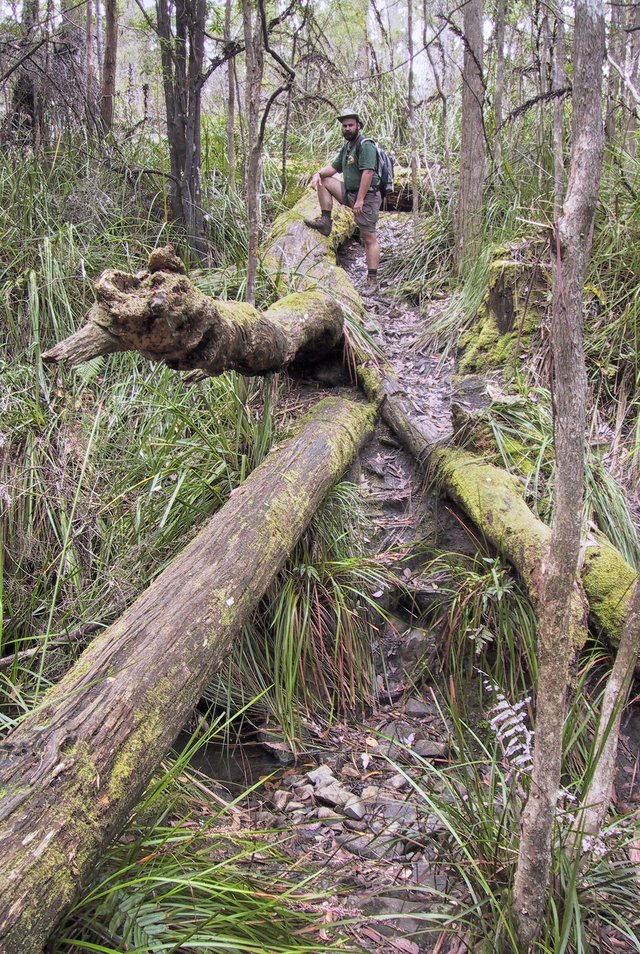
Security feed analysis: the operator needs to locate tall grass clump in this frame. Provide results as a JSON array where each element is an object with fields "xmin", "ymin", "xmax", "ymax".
[
  {"xmin": 209, "ymin": 482, "xmax": 395, "ymax": 747},
  {"xmin": 50, "ymin": 712, "xmax": 346, "ymax": 954},
  {"xmin": 481, "ymin": 388, "xmax": 640, "ymax": 569},
  {"xmin": 0, "ymin": 141, "xmax": 283, "ymax": 723},
  {"xmin": 414, "ymin": 548, "xmax": 538, "ymax": 700},
  {"xmin": 385, "ymin": 655, "xmax": 640, "ymax": 953}
]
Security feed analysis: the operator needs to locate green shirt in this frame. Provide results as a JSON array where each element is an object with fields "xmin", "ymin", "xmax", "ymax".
[{"xmin": 331, "ymin": 137, "xmax": 380, "ymax": 193}]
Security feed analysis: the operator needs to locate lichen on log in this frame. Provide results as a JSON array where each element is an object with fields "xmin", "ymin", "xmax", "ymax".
[
  {"xmin": 431, "ymin": 445, "xmax": 588, "ymax": 647},
  {"xmin": 459, "ymin": 237, "xmax": 550, "ymax": 374},
  {"xmin": 42, "ymin": 243, "xmax": 345, "ymax": 376},
  {"xmin": 42, "ymin": 188, "xmax": 365, "ymax": 376},
  {"xmin": 0, "ymin": 394, "xmax": 378, "ymax": 954}
]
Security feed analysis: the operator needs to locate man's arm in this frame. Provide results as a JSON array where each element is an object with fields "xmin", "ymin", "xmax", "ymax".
[
  {"xmin": 311, "ymin": 164, "xmax": 339, "ymax": 187},
  {"xmin": 354, "ymin": 169, "xmax": 373, "ymax": 215}
]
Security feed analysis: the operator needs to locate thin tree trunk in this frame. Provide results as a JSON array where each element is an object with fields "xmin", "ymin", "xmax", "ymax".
[
  {"xmin": 455, "ymin": 0, "xmax": 485, "ymax": 271},
  {"xmin": 156, "ymin": 0, "xmax": 206, "ymax": 256},
  {"xmin": 605, "ymin": 0, "xmax": 624, "ymax": 144},
  {"xmin": 493, "ymin": 0, "xmax": 506, "ymax": 170},
  {"xmin": 85, "ymin": 0, "xmax": 94, "ymax": 122},
  {"xmin": 408, "ymin": 0, "xmax": 419, "ymax": 227},
  {"xmin": 579, "ymin": 577, "xmax": 640, "ymax": 840},
  {"xmin": 553, "ymin": 7, "xmax": 565, "ymax": 221},
  {"xmin": 424, "ymin": 1, "xmax": 450, "ymax": 180},
  {"xmin": 625, "ymin": 4, "xmax": 640, "ymax": 155},
  {"xmin": 95, "ymin": 0, "xmax": 103, "ymax": 88},
  {"xmin": 0, "ymin": 395, "xmax": 377, "ymax": 954},
  {"xmin": 512, "ymin": 2, "xmax": 605, "ymax": 948},
  {"xmin": 100, "ymin": 0, "xmax": 117, "ymax": 132},
  {"xmin": 538, "ymin": 13, "xmax": 551, "ymax": 190},
  {"xmin": 242, "ymin": 0, "xmax": 265, "ymax": 304},
  {"xmin": 225, "ymin": 0, "xmax": 236, "ymax": 185}
]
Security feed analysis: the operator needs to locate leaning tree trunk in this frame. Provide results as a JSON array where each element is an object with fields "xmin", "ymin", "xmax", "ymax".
[
  {"xmin": 512, "ymin": 2, "xmax": 605, "ymax": 949},
  {"xmin": 0, "ymin": 395, "xmax": 377, "ymax": 954},
  {"xmin": 579, "ymin": 577, "xmax": 640, "ymax": 841}
]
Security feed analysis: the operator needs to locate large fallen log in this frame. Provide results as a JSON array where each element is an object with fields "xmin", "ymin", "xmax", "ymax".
[
  {"xmin": 0, "ymin": 395, "xmax": 377, "ymax": 954},
  {"xmin": 358, "ymin": 365, "xmax": 638, "ymax": 650},
  {"xmin": 43, "ymin": 195, "xmax": 360, "ymax": 375}
]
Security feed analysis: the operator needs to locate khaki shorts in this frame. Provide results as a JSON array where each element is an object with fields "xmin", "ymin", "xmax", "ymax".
[{"xmin": 341, "ymin": 186, "xmax": 381, "ymax": 233}]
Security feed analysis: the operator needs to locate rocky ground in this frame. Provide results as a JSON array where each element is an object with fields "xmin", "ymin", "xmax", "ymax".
[
  {"xmin": 183, "ymin": 214, "xmax": 640, "ymax": 953},
  {"xmin": 237, "ymin": 216, "xmax": 476, "ymax": 953}
]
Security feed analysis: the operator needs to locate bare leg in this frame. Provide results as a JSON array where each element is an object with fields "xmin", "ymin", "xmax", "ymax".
[
  {"xmin": 361, "ymin": 231, "xmax": 380, "ymax": 271},
  {"xmin": 317, "ymin": 176, "xmax": 344, "ymax": 212}
]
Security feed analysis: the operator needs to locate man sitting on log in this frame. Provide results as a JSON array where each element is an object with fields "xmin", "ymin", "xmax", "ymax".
[{"xmin": 304, "ymin": 108, "xmax": 382, "ymax": 292}]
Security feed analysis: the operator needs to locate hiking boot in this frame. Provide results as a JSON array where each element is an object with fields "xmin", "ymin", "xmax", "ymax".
[
  {"xmin": 364, "ymin": 274, "xmax": 380, "ymax": 294},
  {"xmin": 303, "ymin": 215, "xmax": 332, "ymax": 237}
]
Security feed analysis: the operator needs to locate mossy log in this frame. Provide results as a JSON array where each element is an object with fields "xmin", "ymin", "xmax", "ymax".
[
  {"xmin": 0, "ymin": 395, "xmax": 377, "ymax": 954},
  {"xmin": 42, "ymin": 192, "xmax": 361, "ymax": 375},
  {"xmin": 358, "ymin": 361, "xmax": 640, "ymax": 651},
  {"xmin": 431, "ymin": 446, "xmax": 588, "ymax": 646}
]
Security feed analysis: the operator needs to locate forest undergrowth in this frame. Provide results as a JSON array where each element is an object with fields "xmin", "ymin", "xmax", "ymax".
[{"xmin": 1, "ymin": 116, "xmax": 640, "ymax": 953}]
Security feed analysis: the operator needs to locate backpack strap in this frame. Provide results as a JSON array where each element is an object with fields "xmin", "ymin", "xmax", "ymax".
[{"xmin": 354, "ymin": 136, "xmax": 375, "ymax": 160}]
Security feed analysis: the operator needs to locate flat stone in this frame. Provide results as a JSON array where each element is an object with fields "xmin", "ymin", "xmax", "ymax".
[
  {"xmin": 378, "ymin": 800, "xmax": 418, "ymax": 827},
  {"xmin": 271, "ymin": 790, "xmax": 293, "ymax": 811},
  {"xmin": 343, "ymin": 794, "xmax": 366, "ymax": 821},
  {"xmin": 387, "ymin": 773, "xmax": 409, "ymax": 791},
  {"xmin": 306, "ymin": 764, "xmax": 336, "ymax": 787},
  {"xmin": 317, "ymin": 807, "xmax": 343, "ymax": 829},
  {"xmin": 412, "ymin": 739, "xmax": 447, "ymax": 759},
  {"xmin": 336, "ymin": 832, "xmax": 405, "ymax": 861},
  {"xmin": 352, "ymin": 893, "xmax": 444, "ymax": 941},
  {"xmin": 315, "ymin": 779, "xmax": 354, "ymax": 809},
  {"xmin": 404, "ymin": 697, "xmax": 431, "ymax": 718},
  {"xmin": 361, "ymin": 785, "xmax": 382, "ymax": 802},
  {"xmin": 344, "ymin": 818, "xmax": 368, "ymax": 832},
  {"xmin": 294, "ymin": 784, "xmax": 315, "ymax": 801},
  {"xmin": 378, "ymin": 720, "xmax": 417, "ymax": 745}
]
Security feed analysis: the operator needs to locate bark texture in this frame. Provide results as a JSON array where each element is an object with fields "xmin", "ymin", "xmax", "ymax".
[
  {"xmin": 43, "ymin": 192, "xmax": 359, "ymax": 376},
  {"xmin": 512, "ymin": 2, "xmax": 605, "ymax": 948},
  {"xmin": 357, "ymin": 368, "xmax": 636, "ymax": 654},
  {"xmin": 42, "ymin": 245, "xmax": 345, "ymax": 376},
  {"xmin": 0, "ymin": 395, "xmax": 377, "ymax": 954},
  {"xmin": 455, "ymin": 0, "xmax": 485, "ymax": 270},
  {"xmin": 99, "ymin": 0, "xmax": 118, "ymax": 132},
  {"xmin": 156, "ymin": 0, "xmax": 206, "ymax": 254},
  {"xmin": 580, "ymin": 577, "xmax": 640, "ymax": 840}
]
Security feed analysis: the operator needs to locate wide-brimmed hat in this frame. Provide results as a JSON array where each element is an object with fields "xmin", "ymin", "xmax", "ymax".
[{"xmin": 336, "ymin": 109, "xmax": 363, "ymax": 125}]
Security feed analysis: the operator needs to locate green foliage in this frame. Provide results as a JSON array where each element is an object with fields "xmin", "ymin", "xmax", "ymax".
[
  {"xmin": 209, "ymin": 482, "xmax": 394, "ymax": 745},
  {"xmin": 482, "ymin": 388, "xmax": 640, "ymax": 569},
  {"xmin": 415, "ymin": 550, "xmax": 538, "ymax": 698},
  {"xmin": 51, "ymin": 714, "xmax": 343, "ymax": 954}
]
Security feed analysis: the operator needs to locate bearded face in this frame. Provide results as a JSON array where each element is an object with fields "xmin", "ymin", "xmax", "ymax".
[{"xmin": 341, "ymin": 119, "xmax": 360, "ymax": 141}]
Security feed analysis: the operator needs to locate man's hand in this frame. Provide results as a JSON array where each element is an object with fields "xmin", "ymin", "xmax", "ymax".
[
  {"xmin": 353, "ymin": 197, "xmax": 364, "ymax": 215},
  {"xmin": 311, "ymin": 171, "xmax": 322, "ymax": 188}
]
